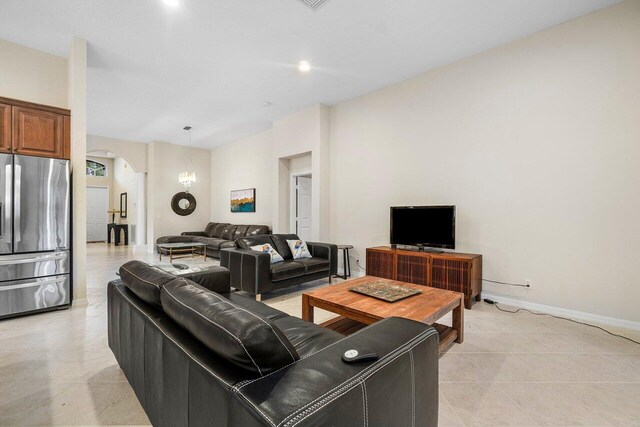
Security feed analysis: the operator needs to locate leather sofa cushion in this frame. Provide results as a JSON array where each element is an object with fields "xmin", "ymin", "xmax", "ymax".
[
  {"xmin": 211, "ymin": 223, "xmax": 230, "ymax": 238},
  {"xmin": 221, "ymin": 224, "xmax": 238, "ymax": 240},
  {"xmin": 295, "ymin": 257, "xmax": 331, "ymax": 274},
  {"xmin": 204, "ymin": 222, "xmax": 219, "ymax": 237},
  {"xmin": 271, "ymin": 260, "xmax": 306, "ymax": 282},
  {"xmin": 233, "ymin": 225, "xmax": 251, "ymax": 239},
  {"xmin": 119, "ymin": 261, "xmax": 177, "ymax": 308},
  {"xmin": 245, "ymin": 225, "xmax": 270, "ymax": 237},
  {"xmin": 161, "ymin": 279, "xmax": 299, "ymax": 375},
  {"xmin": 271, "ymin": 315, "xmax": 344, "ymax": 358},
  {"xmin": 237, "ymin": 235, "xmax": 274, "ymax": 250},
  {"xmin": 193, "ymin": 237, "xmax": 228, "ymax": 250},
  {"xmin": 226, "ymin": 292, "xmax": 289, "ymax": 321},
  {"xmin": 271, "ymin": 234, "xmax": 299, "ymax": 260}
]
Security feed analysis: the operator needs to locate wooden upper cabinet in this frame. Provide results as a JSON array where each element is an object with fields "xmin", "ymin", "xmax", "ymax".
[
  {"xmin": 0, "ymin": 103, "xmax": 11, "ymax": 153},
  {"xmin": 12, "ymin": 106, "xmax": 68, "ymax": 159}
]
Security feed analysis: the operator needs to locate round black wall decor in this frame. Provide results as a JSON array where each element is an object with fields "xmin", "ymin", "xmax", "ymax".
[{"xmin": 171, "ymin": 192, "xmax": 197, "ymax": 216}]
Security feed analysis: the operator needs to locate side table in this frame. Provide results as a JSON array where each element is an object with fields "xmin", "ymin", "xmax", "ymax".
[{"xmin": 336, "ymin": 244, "xmax": 354, "ymax": 280}]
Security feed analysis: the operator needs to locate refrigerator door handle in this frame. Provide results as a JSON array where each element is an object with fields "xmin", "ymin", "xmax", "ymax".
[
  {"xmin": 2, "ymin": 164, "xmax": 10, "ymax": 244},
  {"xmin": 0, "ymin": 276, "xmax": 66, "ymax": 291},
  {"xmin": 0, "ymin": 252, "xmax": 67, "ymax": 266},
  {"xmin": 14, "ymin": 164, "xmax": 21, "ymax": 243}
]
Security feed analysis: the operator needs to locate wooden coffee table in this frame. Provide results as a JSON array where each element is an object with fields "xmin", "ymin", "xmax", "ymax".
[{"xmin": 302, "ymin": 276, "xmax": 464, "ymax": 354}]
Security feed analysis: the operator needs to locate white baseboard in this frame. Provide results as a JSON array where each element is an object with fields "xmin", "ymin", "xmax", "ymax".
[{"xmin": 482, "ymin": 292, "xmax": 640, "ymax": 332}]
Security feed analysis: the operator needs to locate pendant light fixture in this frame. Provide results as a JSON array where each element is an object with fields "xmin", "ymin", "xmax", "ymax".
[{"xmin": 178, "ymin": 126, "xmax": 197, "ymax": 192}]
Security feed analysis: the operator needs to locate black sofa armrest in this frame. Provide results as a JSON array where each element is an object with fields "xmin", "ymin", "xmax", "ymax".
[
  {"xmin": 182, "ymin": 231, "xmax": 206, "ymax": 236},
  {"xmin": 230, "ymin": 317, "xmax": 439, "ymax": 427},
  {"xmin": 220, "ymin": 248, "xmax": 271, "ymax": 295},
  {"xmin": 306, "ymin": 241, "xmax": 338, "ymax": 276}
]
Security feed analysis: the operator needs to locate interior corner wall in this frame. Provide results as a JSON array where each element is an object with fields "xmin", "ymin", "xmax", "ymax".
[
  {"xmin": 210, "ymin": 130, "xmax": 274, "ymax": 226},
  {"xmin": 0, "ymin": 38, "xmax": 68, "ymax": 108},
  {"xmin": 68, "ymin": 37, "xmax": 88, "ymax": 303},
  {"xmin": 147, "ymin": 141, "xmax": 211, "ymax": 242},
  {"xmin": 272, "ymin": 105, "xmax": 331, "ymax": 240},
  {"xmin": 329, "ymin": 0, "xmax": 640, "ymax": 323}
]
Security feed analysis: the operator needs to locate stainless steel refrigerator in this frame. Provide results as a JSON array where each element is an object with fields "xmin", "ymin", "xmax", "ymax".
[{"xmin": 0, "ymin": 153, "xmax": 71, "ymax": 319}]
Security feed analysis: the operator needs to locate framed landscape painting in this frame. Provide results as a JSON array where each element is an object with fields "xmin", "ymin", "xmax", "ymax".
[{"xmin": 230, "ymin": 188, "xmax": 256, "ymax": 212}]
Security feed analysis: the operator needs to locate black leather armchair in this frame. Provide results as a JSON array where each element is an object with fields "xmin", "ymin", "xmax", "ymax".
[{"xmin": 220, "ymin": 234, "xmax": 337, "ymax": 299}]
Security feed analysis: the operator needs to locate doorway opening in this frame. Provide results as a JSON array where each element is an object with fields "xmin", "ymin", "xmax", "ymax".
[
  {"xmin": 86, "ymin": 186, "xmax": 109, "ymax": 242},
  {"xmin": 291, "ymin": 174, "xmax": 312, "ymax": 240},
  {"xmin": 86, "ymin": 151, "xmax": 145, "ymax": 246}
]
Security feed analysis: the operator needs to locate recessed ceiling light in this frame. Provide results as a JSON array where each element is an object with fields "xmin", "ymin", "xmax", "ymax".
[
  {"xmin": 163, "ymin": 0, "xmax": 179, "ymax": 7},
  {"xmin": 298, "ymin": 60, "xmax": 311, "ymax": 73},
  {"xmin": 263, "ymin": 102, "xmax": 272, "ymax": 107}
]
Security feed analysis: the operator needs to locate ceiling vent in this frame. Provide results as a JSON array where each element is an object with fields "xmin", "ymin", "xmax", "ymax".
[{"xmin": 298, "ymin": 0, "xmax": 329, "ymax": 11}]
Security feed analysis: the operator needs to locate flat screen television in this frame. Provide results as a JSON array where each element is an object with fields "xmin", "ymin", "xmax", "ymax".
[{"xmin": 390, "ymin": 206, "xmax": 456, "ymax": 249}]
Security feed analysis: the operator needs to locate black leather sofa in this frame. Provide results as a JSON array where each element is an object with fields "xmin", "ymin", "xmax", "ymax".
[
  {"xmin": 156, "ymin": 222, "xmax": 271, "ymax": 259},
  {"xmin": 108, "ymin": 261, "xmax": 439, "ymax": 426},
  {"xmin": 220, "ymin": 234, "xmax": 337, "ymax": 300}
]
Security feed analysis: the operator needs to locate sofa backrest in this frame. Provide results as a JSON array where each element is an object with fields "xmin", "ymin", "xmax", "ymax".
[
  {"xmin": 236, "ymin": 234, "xmax": 275, "ymax": 251},
  {"xmin": 161, "ymin": 278, "xmax": 299, "ymax": 376},
  {"xmin": 204, "ymin": 222, "xmax": 219, "ymax": 237},
  {"xmin": 202, "ymin": 222, "xmax": 270, "ymax": 240},
  {"xmin": 270, "ymin": 234, "xmax": 300, "ymax": 260},
  {"xmin": 119, "ymin": 261, "xmax": 178, "ymax": 308}
]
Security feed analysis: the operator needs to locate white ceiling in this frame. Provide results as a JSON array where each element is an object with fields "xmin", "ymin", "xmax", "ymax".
[{"xmin": 0, "ymin": 0, "xmax": 620, "ymax": 148}]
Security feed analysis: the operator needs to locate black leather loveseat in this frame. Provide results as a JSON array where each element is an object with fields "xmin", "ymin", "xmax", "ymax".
[
  {"xmin": 108, "ymin": 261, "xmax": 439, "ymax": 426},
  {"xmin": 220, "ymin": 234, "xmax": 337, "ymax": 300},
  {"xmin": 156, "ymin": 222, "xmax": 270, "ymax": 259}
]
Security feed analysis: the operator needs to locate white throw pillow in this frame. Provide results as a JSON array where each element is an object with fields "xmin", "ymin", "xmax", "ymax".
[
  {"xmin": 286, "ymin": 239, "xmax": 313, "ymax": 260},
  {"xmin": 250, "ymin": 243, "xmax": 284, "ymax": 264}
]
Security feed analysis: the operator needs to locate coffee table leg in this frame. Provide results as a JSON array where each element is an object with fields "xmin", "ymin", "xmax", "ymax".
[
  {"xmin": 453, "ymin": 297, "xmax": 464, "ymax": 343},
  {"xmin": 169, "ymin": 248, "xmax": 173, "ymax": 263},
  {"xmin": 302, "ymin": 294, "xmax": 314, "ymax": 323},
  {"xmin": 203, "ymin": 246, "xmax": 207, "ymax": 261}
]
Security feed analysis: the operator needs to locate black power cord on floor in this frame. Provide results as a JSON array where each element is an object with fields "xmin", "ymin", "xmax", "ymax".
[{"xmin": 483, "ymin": 299, "xmax": 640, "ymax": 346}]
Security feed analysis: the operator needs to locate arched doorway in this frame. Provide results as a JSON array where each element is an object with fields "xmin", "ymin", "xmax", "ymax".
[{"xmin": 86, "ymin": 150, "xmax": 147, "ymax": 247}]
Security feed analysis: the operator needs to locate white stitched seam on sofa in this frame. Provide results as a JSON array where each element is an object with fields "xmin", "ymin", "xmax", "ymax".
[
  {"xmin": 121, "ymin": 266, "xmax": 162, "ymax": 289},
  {"xmin": 114, "ymin": 286, "xmax": 233, "ymax": 387},
  {"xmin": 233, "ymin": 317, "xmax": 394, "ymax": 391},
  {"xmin": 410, "ymin": 349, "xmax": 415, "ymax": 427},
  {"xmin": 279, "ymin": 329, "xmax": 436, "ymax": 427},
  {"xmin": 163, "ymin": 286, "xmax": 264, "ymax": 376},
  {"xmin": 115, "ymin": 285, "xmax": 278, "ymax": 427},
  {"xmin": 179, "ymin": 277, "xmax": 297, "ymax": 363}
]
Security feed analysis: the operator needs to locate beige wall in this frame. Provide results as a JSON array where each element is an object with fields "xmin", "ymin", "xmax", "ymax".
[
  {"xmin": 147, "ymin": 141, "xmax": 211, "ymax": 242},
  {"xmin": 329, "ymin": 0, "xmax": 640, "ymax": 324},
  {"xmin": 87, "ymin": 135, "xmax": 148, "ymax": 173},
  {"xmin": 68, "ymin": 37, "xmax": 88, "ymax": 302},
  {"xmin": 0, "ymin": 38, "xmax": 68, "ymax": 108},
  {"xmin": 289, "ymin": 154, "xmax": 312, "ymax": 175},
  {"xmin": 210, "ymin": 130, "xmax": 274, "ymax": 226},
  {"xmin": 210, "ymin": 1, "xmax": 640, "ymax": 325}
]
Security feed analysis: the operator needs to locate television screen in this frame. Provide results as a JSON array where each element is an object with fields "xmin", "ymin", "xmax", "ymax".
[{"xmin": 390, "ymin": 206, "xmax": 456, "ymax": 249}]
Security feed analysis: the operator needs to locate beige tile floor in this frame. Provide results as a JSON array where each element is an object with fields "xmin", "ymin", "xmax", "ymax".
[{"xmin": 1, "ymin": 243, "xmax": 639, "ymax": 426}]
